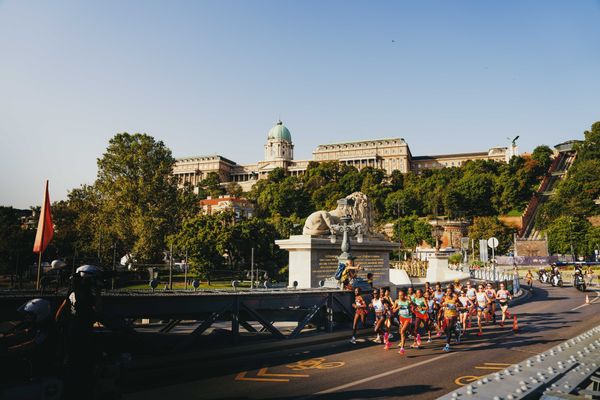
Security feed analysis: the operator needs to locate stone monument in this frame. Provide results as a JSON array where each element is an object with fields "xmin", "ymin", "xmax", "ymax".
[{"xmin": 276, "ymin": 192, "xmax": 396, "ymax": 289}]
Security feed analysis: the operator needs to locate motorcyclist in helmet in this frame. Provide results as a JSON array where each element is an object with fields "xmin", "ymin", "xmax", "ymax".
[
  {"xmin": 56, "ymin": 265, "xmax": 104, "ymax": 400},
  {"xmin": 0, "ymin": 298, "xmax": 59, "ymax": 383}
]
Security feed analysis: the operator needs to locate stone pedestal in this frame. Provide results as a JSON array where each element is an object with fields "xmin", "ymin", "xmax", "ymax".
[
  {"xmin": 426, "ymin": 254, "xmax": 470, "ymax": 283},
  {"xmin": 275, "ymin": 235, "xmax": 397, "ymax": 289}
]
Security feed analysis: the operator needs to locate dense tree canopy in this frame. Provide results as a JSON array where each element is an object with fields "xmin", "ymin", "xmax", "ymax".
[
  {"xmin": 536, "ymin": 122, "xmax": 600, "ymax": 257},
  {"xmin": 0, "ymin": 207, "xmax": 36, "ymax": 274}
]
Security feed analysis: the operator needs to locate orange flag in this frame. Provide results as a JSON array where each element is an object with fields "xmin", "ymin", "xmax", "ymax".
[{"xmin": 33, "ymin": 180, "xmax": 54, "ymax": 254}]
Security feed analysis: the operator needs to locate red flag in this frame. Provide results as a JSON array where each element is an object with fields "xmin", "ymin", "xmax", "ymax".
[{"xmin": 33, "ymin": 180, "xmax": 54, "ymax": 254}]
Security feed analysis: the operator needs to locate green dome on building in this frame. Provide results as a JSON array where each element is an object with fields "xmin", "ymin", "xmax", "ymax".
[{"xmin": 267, "ymin": 120, "xmax": 292, "ymax": 143}]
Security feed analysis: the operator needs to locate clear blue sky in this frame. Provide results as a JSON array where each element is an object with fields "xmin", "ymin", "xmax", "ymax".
[{"xmin": 1, "ymin": 1, "xmax": 599, "ymax": 208}]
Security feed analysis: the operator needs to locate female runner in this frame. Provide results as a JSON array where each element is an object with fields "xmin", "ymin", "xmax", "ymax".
[
  {"xmin": 458, "ymin": 289, "xmax": 472, "ymax": 334},
  {"xmin": 393, "ymin": 290, "xmax": 415, "ymax": 355},
  {"xmin": 381, "ymin": 287, "xmax": 394, "ymax": 347},
  {"xmin": 412, "ymin": 289, "xmax": 428, "ymax": 347},
  {"xmin": 433, "ymin": 283, "xmax": 445, "ymax": 329},
  {"xmin": 350, "ymin": 287, "xmax": 367, "ymax": 344},
  {"xmin": 441, "ymin": 287, "xmax": 460, "ymax": 352},
  {"xmin": 465, "ymin": 281, "xmax": 477, "ymax": 328},
  {"xmin": 475, "ymin": 284, "xmax": 491, "ymax": 336},
  {"xmin": 496, "ymin": 282, "xmax": 513, "ymax": 327},
  {"xmin": 485, "ymin": 283, "xmax": 497, "ymax": 323},
  {"xmin": 371, "ymin": 288, "xmax": 385, "ymax": 342}
]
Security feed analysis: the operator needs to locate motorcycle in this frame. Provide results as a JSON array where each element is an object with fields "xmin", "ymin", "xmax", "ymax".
[
  {"xmin": 551, "ymin": 272, "xmax": 563, "ymax": 287},
  {"xmin": 574, "ymin": 273, "xmax": 587, "ymax": 292}
]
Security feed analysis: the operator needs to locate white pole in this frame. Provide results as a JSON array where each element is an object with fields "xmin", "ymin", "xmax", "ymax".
[
  {"xmin": 492, "ymin": 245, "xmax": 496, "ymax": 282},
  {"xmin": 250, "ymin": 247, "xmax": 254, "ymax": 290}
]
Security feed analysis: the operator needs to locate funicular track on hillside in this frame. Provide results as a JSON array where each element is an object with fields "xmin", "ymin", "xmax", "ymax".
[{"xmin": 519, "ymin": 145, "xmax": 577, "ymax": 240}]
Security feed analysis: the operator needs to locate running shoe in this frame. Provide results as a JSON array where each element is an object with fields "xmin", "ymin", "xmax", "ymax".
[
  {"xmin": 436, "ymin": 331, "xmax": 442, "ymax": 337},
  {"xmin": 467, "ymin": 321, "xmax": 472, "ymax": 329},
  {"xmin": 384, "ymin": 342, "xmax": 390, "ymax": 350},
  {"xmin": 350, "ymin": 336, "xmax": 356, "ymax": 344},
  {"xmin": 416, "ymin": 334, "xmax": 422, "ymax": 347},
  {"xmin": 427, "ymin": 338, "xmax": 432, "ymax": 343},
  {"xmin": 499, "ymin": 322, "xmax": 504, "ymax": 327},
  {"xmin": 398, "ymin": 347, "xmax": 405, "ymax": 355},
  {"xmin": 477, "ymin": 331, "xmax": 482, "ymax": 336},
  {"xmin": 443, "ymin": 344, "xmax": 450, "ymax": 352},
  {"xmin": 505, "ymin": 311, "xmax": 511, "ymax": 318}
]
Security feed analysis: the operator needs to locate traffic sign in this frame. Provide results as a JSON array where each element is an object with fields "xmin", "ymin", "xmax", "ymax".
[{"xmin": 487, "ymin": 237, "xmax": 499, "ymax": 249}]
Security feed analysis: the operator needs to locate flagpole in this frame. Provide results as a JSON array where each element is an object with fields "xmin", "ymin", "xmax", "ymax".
[
  {"xmin": 35, "ymin": 180, "xmax": 48, "ymax": 290},
  {"xmin": 36, "ymin": 229, "xmax": 43, "ymax": 290}
]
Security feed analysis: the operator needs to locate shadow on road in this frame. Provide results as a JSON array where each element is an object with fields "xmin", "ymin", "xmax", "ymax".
[{"xmin": 266, "ymin": 384, "xmax": 441, "ymax": 400}]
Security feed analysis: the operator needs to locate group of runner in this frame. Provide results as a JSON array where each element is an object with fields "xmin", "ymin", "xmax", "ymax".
[{"xmin": 351, "ymin": 280, "xmax": 513, "ymax": 354}]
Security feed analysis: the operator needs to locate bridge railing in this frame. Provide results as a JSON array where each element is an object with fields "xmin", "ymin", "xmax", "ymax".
[{"xmin": 438, "ymin": 325, "xmax": 600, "ymax": 400}]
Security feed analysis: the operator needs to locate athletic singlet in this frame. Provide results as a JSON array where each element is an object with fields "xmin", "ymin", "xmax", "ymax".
[
  {"xmin": 373, "ymin": 298, "xmax": 384, "ymax": 313},
  {"xmin": 466, "ymin": 288, "xmax": 476, "ymax": 299},
  {"xmin": 409, "ymin": 294, "xmax": 416, "ymax": 302},
  {"xmin": 476, "ymin": 292, "xmax": 487, "ymax": 306},
  {"xmin": 444, "ymin": 297, "xmax": 459, "ymax": 318},
  {"xmin": 434, "ymin": 291, "xmax": 444, "ymax": 303},
  {"xmin": 397, "ymin": 300, "xmax": 412, "ymax": 318},
  {"xmin": 413, "ymin": 297, "xmax": 427, "ymax": 315},
  {"xmin": 497, "ymin": 290, "xmax": 509, "ymax": 302},
  {"xmin": 485, "ymin": 289, "xmax": 496, "ymax": 299},
  {"xmin": 459, "ymin": 296, "xmax": 470, "ymax": 308},
  {"xmin": 427, "ymin": 299, "xmax": 435, "ymax": 313},
  {"xmin": 355, "ymin": 296, "xmax": 366, "ymax": 310}
]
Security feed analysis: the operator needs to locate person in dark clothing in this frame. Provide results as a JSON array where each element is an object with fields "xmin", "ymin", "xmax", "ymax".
[{"xmin": 56, "ymin": 265, "xmax": 104, "ymax": 400}]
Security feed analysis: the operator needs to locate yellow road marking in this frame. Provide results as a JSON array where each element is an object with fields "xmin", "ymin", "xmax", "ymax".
[
  {"xmin": 455, "ymin": 375, "xmax": 481, "ymax": 386},
  {"xmin": 257, "ymin": 368, "xmax": 309, "ymax": 378},
  {"xmin": 456, "ymin": 363, "xmax": 512, "ymax": 385},
  {"xmin": 235, "ymin": 372, "xmax": 288, "ymax": 383},
  {"xmin": 287, "ymin": 358, "xmax": 345, "ymax": 370}
]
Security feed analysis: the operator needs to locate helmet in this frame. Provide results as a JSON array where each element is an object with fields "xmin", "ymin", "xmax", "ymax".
[
  {"xmin": 51, "ymin": 259, "xmax": 67, "ymax": 269},
  {"xmin": 17, "ymin": 298, "xmax": 51, "ymax": 322},
  {"xmin": 76, "ymin": 265, "xmax": 103, "ymax": 278}
]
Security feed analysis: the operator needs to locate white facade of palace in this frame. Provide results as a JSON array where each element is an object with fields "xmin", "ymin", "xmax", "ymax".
[{"xmin": 173, "ymin": 121, "xmax": 510, "ymax": 192}]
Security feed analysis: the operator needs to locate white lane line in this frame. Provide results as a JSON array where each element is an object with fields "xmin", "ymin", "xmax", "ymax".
[
  {"xmin": 314, "ymin": 353, "xmax": 453, "ymax": 394},
  {"xmin": 311, "ymin": 331, "xmax": 516, "ymax": 396},
  {"xmin": 570, "ymin": 290, "xmax": 600, "ymax": 311}
]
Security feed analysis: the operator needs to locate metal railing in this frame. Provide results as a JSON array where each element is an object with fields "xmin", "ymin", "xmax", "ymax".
[
  {"xmin": 470, "ymin": 268, "xmax": 513, "ymax": 283},
  {"xmin": 438, "ymin": 325, "xmax": 600, "ymax": 399}
]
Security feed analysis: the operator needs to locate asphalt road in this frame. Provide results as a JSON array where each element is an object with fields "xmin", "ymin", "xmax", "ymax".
[{"xmin": 124, "ymin": 283, "xmax": 600, "ymax": 400}]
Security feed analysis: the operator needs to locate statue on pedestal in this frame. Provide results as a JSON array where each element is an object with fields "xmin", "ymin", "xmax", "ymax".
[{"xmin": 302, "ymin": 192, "xmax": 375, "ymax": 237}]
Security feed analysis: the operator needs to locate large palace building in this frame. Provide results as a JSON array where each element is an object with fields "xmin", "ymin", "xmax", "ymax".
[{"xmin": 173, "ymin": 121, "xmax": 512, "ymax": 191}]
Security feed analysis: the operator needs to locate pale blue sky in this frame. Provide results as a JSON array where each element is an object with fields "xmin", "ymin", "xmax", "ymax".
[{"xmin": 1, "ymin": 1, "xmax": 599, "ymax": 208}]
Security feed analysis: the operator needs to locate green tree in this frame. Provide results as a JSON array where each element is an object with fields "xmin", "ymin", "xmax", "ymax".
[
  {"xmin": 225, "ymin": 182, "xmax": 243, "ymax": 198},
  {"xmin": 576, "ymin": 122, "xmax": 600, "ymax": 162},
  {"xmin": 547, "ymin": 216, "xmax": 589, "ymax": 257},
  {"xmin": 468, "ymin": 216, "xmax": 512, "ymax": 254},
  {"xmin": 198, "ymin": 172, "xmax": 224, "ymax": 199},
  {"xmin": 0, "ymin": 207, "xmax": 36, "ymax": 275},
  {"xmin": 95, "ymin": 133, "xmax": 179, "ymax": 263},
  {"xmin": 392, "ymin": 216, "xmax": 432, "ymax": 250},
  {"xmin": 531, "ymin": 145, "xmax": 553, "ymax": 172}
]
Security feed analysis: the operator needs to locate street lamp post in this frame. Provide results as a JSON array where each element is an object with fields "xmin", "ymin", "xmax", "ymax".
[
  {"xmin": 431, "ymin": 220, "xmax": 444, "ymax": 255},
  {"xmin": 329, "ymin": 199, "xmax": 363, "ymax": 262}
]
